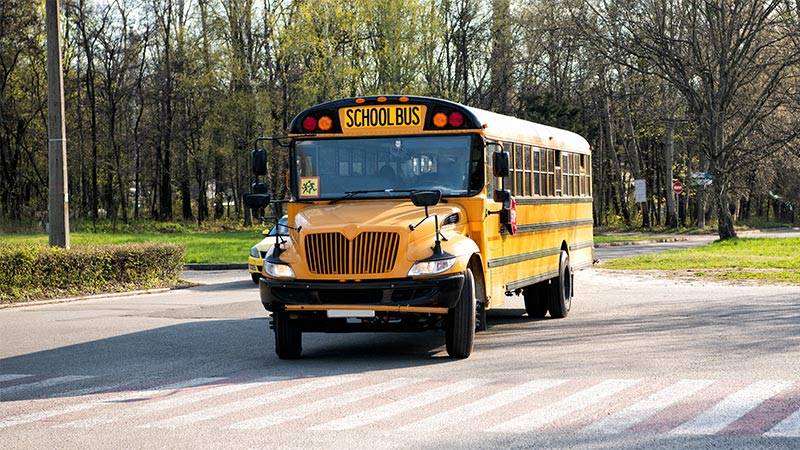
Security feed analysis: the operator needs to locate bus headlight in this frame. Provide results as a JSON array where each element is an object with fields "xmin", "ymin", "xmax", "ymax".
[
  {"xmin": 264, "ymin": 261, "xmax": 295, "ymax": 279},
  {"xmin": 408, "ymin": 257, "xmax": 456, "ymax": 277},
  {"xmin": 250, "ymin": 246, "xmax": 260, "ymax": 258}
]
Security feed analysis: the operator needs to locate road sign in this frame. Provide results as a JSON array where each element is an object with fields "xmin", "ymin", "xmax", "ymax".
[
  {"xmin": 690, "ymin": 172, "xmax": 713, "ymax": 186},
  {"xmin": 634, "ymin": 179, "xmax": 646, "ymax": 203},
  {"xmin": 672, "ymin": 180, "xmax": 684, "ymax": 194}
]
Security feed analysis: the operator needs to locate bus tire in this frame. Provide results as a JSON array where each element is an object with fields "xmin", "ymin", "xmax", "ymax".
[
  {"xmin": 251, "ymin": 273, "xmax": 261, "ymax": 284},
  {"xmin": 523, "ymin": 283, "xmax": 548, "ymax": 318},
  {"xmin": 548, "ymin": 250, "xmax": 573, "ymax": 319},
  {"xmin": 273, "ymin": 310, "xmax": 302, "ymax": 359},
  {"xmin": 446, "ymin": 269, "xmax": 476, "ymax": 359}
]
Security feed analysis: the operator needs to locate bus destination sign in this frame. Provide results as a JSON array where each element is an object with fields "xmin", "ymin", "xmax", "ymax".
[{"xmin": 339, "ymin": 105, "xmax": 427, "ymax": 135}]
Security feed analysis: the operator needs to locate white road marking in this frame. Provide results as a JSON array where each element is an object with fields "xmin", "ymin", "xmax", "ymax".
[
  {"xmin": 765, "ymin": 406, "xmax": 800, "ymax": 437},
  {"xmin": 488, "ymin": 379, "xmax": 641, "ymax": 433},
  {"xmin": 400, "ymin": 379, "xmax": 569, "ymax": 432},
  {"xmin": 143, "ymin": 375, "xmax": 360, "ymax": 428},
  {"xmin": 0, "ymin": 374, "xmax": 31, "ymax": 383},
  {"xmin": 229, "ymin": 377, "xmax": 418, "ymax": 430},
  {"xmin": 2, "ymin": 378, "xmax": 221, "ymax": 428},
  {"xmin": 671, "ymin": 380, "xmax": 792, "ymax": 435},
  {"xmin": 0, "ymin": 375, "xmax": 94, "ymax": 398},
  {"xmin": 310, "ymin": 378, "xmax": 487, "ymax": 431},
  {"xmin": 60, "ymin": 377, "xmax": 268, "ymax": 428},
  {"xmin": 583, "ymin": 379, "xmax": 715, "ymax": 434}
]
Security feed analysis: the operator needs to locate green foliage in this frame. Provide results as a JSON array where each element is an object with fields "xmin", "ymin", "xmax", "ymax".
[
  {"xmin": 0, "ymin": 243, "xmax": 185, "ymax": 303},
  {"xmin": 601, "ymin": 238, "xmax": 800, "ymax": 284}
]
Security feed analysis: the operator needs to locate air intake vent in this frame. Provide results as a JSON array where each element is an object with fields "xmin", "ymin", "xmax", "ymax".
[{"xmin": 305, "ymin": 232, "xmax": 399, "ymax": 275}]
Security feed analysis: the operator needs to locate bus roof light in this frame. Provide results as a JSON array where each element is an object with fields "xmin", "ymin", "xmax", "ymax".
[
  {"xmin": 377, "ymin": 96, "xmax": 387, "ymax": 103},
  {"xmin": 302, "ymin": 116, "xmax": 317, "ymax": 132},
  {"xmin": 432, "ymin": 112, "xmax": 448, "ymax": 128},
  {"xmin": 448, "ymin": 112, "xmax": 464, "ymax": 128},
  {"xmin": 318, "ymin": 115, "xmax": 333, "ymax": 131}
]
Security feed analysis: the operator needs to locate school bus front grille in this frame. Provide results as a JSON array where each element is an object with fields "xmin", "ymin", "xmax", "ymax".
[{"xmin": 305, "ymin": 232, "xmax": 399, "ymax": 275}]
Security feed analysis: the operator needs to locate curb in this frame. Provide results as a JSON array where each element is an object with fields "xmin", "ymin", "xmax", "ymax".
[
  {"xmin": 0, "ymin": 287, "xmax": 172, "ymax": 310},
  {"xmin": 184, "ymin": 263, "xmax": 248, "ymax": 270},
  {"xmin": 593, "ymin": 237, "xmax": 689, "ymax": 248}
]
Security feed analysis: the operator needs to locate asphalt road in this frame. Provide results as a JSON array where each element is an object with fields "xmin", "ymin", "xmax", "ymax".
[{"xmin": 2, "ymin": 236, "xmax": 800, "ymax": 449}]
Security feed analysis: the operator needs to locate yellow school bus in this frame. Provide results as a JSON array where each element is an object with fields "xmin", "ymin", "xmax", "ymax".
[{"xmin": 246, "ymin": 95, "xmax": 593, "ymax": 359}]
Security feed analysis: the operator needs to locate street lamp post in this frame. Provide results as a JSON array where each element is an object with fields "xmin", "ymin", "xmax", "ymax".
[{"xmin": 46, "ymin": 0, "xmax": 70, "ymax": 248}]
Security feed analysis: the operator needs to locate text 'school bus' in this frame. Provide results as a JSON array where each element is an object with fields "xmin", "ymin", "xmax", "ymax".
[{"xmin": 245, "ymin": 96, "xmax": 593, "ymax": 359}]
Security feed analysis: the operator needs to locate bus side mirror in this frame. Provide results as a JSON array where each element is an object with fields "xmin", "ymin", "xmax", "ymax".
[
  {"xmin": 493, "ymin": 188, "xmax": 511, "ymax": 207},
  {"xmin": 493, "ymin": 151, "xmax": 510, "ymax": 178},
  {"xmin": 244, "ymin": 193, "xmax": 271, "ymax": 209},
  {"xmin": 410, "ymin": 190, "xmax": 441, "ymax": 208},
  {"xmin": 252, "ymin": 181, "xmax": 269, "ymax": 194},
  {"xmin": 492, "ymin": 189, "xmax": 517, "ymax": 235},
  {"xmin": 252, "ymin": 149, "xmax": 267, "ymax": 176}
]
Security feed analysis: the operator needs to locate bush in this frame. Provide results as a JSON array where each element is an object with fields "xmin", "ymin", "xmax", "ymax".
[{"xmin": 0, "ymin": 243, "xmax": 185, "ymax": 303}]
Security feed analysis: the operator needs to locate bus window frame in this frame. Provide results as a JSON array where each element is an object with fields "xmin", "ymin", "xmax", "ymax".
[{"xmin": 288, "ymin": 132, "xmax": 486, "ymax": 202}]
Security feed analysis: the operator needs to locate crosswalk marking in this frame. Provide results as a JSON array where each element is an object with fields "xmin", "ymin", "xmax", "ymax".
[
  {"xmin": 400, "ymin": 379, "xmax": 569, "ymax": 432},
  {"xmin": 229, "ymin": 377, "xmax": 418, "ymax": 430},
  {"xmin": 310, "ymin": 378, "xmax": 486, "ymax": 431},
  {"xmin": 0, "ymin": 375, "xmax": 94, "ymax": 398},
  {"xmin": 143, "ymin": 375, "xmax": 360, "ymax": 428},
  {"xmin": 2, "ymin": 378, "xmax": 221, "ymax": 429},
  {"xmin": 583, "ymin": 379, "xmax": 715, "ymax": 434},
  {"xmin": 60, "ymin": 377, "xmax": 259, "ymax": 428},
  {"xmin": 765, "ymin": 407, "xmax": 800, "ymax": 437},
  {"xmin": 0, "ymin": 374, "xmax": 31, "ymax": 383},
  {"xmin": 672, "ymin": 380, "xmax": 792, "ymax": 435},
  {"xmin": 488, "ymin": 379, "xmax": 641, "ymax": 433}
]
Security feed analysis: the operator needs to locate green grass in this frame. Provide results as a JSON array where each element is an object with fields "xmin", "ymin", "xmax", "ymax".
[
  {"xmin": 601, "ymin": 237, "xmax": 800, "ymax": 283},
  {"xmin": 593, "ymin": 234, "xmax": 687, "ymax": 245},
  {"xmin": 0, "ymin": 231, "xmax": 262, "ymax": 264}
]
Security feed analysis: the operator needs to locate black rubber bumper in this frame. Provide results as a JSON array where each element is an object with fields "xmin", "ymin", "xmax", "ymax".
[{"xmin": 259, "ymin": 274, "xmax": 465, "ymax": 312}]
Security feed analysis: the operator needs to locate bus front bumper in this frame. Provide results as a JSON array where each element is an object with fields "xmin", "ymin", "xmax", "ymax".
[{"xmin": 258, "ymin": 274, "xmax": 465, "ymax": 314}]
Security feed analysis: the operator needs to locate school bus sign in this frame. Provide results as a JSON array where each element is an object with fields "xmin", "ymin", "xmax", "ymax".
[{"xmin": 339, "ymin": 104, "xmax": 426, "ymax": 135}]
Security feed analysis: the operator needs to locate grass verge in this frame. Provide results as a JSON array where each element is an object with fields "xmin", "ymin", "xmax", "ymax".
[
  {"xmin": 1, "ymin": 231, "xmax": 260, "ymax": 263},
  {"xmin": 600, "ymin": 237, "xmax": 800, "ymax": 284}
]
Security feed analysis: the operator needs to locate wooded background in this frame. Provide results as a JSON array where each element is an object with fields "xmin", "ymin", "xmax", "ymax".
[{"xmin": 2, "ymin": 0, "xmax": 799, "ymax": 239}]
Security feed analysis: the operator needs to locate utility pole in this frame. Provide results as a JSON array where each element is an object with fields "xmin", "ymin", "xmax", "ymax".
[{"xmin": 46, "ymin": 0, "xmax": 70, "ymax": 248}]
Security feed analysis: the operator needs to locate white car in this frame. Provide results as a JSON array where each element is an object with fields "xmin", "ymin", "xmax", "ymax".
[{"xmin": 248, "ymin": 216, "xmax": 289, "ymax": 284}]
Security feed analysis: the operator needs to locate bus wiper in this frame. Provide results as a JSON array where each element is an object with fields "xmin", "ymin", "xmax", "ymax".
[{"xmin": 328, "ymin": 189, "xmax": 413, "ymax": 205}]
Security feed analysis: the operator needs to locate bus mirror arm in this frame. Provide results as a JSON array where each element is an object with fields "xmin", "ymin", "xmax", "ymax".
[{"xmin": 408, "ymin": 190, "xmax": 448, "ymax": 258}]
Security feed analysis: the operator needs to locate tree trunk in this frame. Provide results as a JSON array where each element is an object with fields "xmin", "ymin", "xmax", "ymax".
[
  {"xmin": 663, "ymin": 119, "xmax": 678, "ymax": 228},
  {"xmin": 714, "ymin": 176, "xmax": 737, "ymax": 240}
]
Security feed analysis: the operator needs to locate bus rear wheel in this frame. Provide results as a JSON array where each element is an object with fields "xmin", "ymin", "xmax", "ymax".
[
  {"xmin": 273, "ymin": 310, "xmax": 302, "ymax": 359},
  {"xmin": 548, "ymin": 250, "xmax": 573, "ymax": 319},
  {"xmin": 446, "ymin": 268, "xmax": 476, "ymax": 359},
  {"xmin": 523, "ymin": 283, "xmax": 549, "ymax": 318}
]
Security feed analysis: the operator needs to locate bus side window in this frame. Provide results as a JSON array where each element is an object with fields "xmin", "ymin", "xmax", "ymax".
[{"xmin": 534, "ymin": 148, "xmax": 541, "ymax": 196}]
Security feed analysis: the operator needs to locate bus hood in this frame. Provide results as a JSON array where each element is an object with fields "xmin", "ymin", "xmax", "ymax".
[{"xmin": 293, "ymin": 201, "xmax": 463, "ymax": 235}]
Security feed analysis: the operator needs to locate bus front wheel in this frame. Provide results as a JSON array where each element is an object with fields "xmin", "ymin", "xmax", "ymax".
[
  {"xmin": 446, "ymin": 268, "xmax": 476, "ymax": 359},
  {"xmin": 548, "ymin": 251, "xmax": 573, "ymax": 319},
  {"xmin": 273, "ymin": 310, "xmax": 302, "ymax": 359}
]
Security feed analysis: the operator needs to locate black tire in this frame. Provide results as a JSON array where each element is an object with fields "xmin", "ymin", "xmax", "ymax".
[
  {"xmin": 446, "ymin": 269, "xmax": 476, "ymax": 359},
  {"xmin": 273, "ymin": 310, "xmax": 302, "ymax": 359},
  {"xmin": 523, "ymin": 282, "xmax": 549, "ymax": 318},
  {"xmin": 251, "ymin": 273, "xmax": 261, "ymax": 284},
  {"xmin": 548, "ymin": 250, "xmax": 573, "ymax": 319}
]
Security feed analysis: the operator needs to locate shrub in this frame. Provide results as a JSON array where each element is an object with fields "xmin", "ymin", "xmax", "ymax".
[{"xmin": 0, "ymin": 243, "xmax": 185, "ymax": 303}]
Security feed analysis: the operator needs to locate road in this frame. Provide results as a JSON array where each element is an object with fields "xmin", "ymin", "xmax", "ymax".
[{"xmin": 2, "ymin": 237, "xmax": 800, "ymax": 449}]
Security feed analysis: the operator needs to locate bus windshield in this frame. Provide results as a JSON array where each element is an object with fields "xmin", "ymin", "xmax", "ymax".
[{"xmin": 294, "ymin": 135, "xmax": 482, "ymax": 199}]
